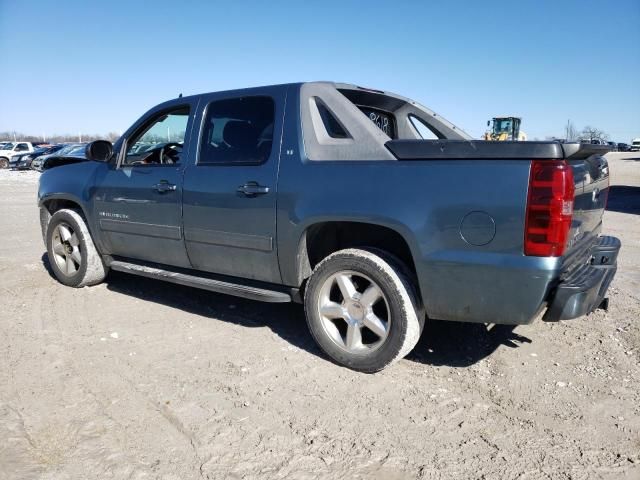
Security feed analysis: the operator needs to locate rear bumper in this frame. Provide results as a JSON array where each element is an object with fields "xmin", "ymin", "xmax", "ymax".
[{"xmin": 543, "ymin": 236, "xmax": 620, "ymax": 321}]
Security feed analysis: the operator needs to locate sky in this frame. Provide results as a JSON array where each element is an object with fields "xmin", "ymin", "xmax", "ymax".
[{"xmin": 1, "ymin": 0, "xmax": 639, "ymax": 142}]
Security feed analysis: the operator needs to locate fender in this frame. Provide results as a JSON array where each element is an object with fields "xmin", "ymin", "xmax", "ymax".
[{"xmin": 38, "ymin": 161, "xmax": 106, "ymax": 253}]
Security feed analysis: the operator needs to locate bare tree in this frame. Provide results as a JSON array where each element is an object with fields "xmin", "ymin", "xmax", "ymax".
[
  {"xmin": 105, "ymin": 132, "xmax": 121, "ymax": 142},
  {"xmin": 580, "ymin": 126, "xmax": 609, "ymax": 142},
  {"xmin": 564, "ymin": 120, "xmax": 578, "ymax": 141}
]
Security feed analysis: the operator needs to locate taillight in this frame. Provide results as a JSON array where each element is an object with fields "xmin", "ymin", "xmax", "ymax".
[{"xmin": 524, "ymin": 160, "xmax": 575, "ymax": 257}]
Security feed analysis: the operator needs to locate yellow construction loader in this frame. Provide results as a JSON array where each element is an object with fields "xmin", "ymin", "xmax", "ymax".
[{"xmin": 484, "ymin": 116, "xmax": 527, "ymax": 141}]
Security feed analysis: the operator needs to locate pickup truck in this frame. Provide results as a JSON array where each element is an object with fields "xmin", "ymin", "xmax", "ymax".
[
  {"xmin": 37, "ymin": 82, "xmax": 620, "ymax": 372},
  {"xmin": 0, "ymin": 141, "xmax": 35, "ymax": 168}
]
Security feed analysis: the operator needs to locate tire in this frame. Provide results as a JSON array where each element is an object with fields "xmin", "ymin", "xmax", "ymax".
[
  {"xmin": 364, "ymin": 246, "xmax": 426, "ymax": 334},
  {"xmin": 0, "ymin": 157, "xmax": 9, "ymax": 169},
  {"xmin": 304, "ymin": 248, "xmax": 421, "ymax": 373},
  {"xmin": 46, "ymin": 209, "xmax": 108, "ymax": 287}
]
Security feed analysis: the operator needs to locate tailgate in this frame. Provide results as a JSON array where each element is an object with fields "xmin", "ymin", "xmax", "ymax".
[{"xmin": 562, "ymin": 144, "xmax": 611, "ymax": 266}]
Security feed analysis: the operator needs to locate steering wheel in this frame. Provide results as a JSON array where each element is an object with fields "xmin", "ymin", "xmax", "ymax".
[{"xmin": 159, "ymin": 142, "xmax": 182, "ymax": 164}]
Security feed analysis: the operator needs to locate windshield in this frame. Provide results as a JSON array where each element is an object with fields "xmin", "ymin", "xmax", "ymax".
[
  {"xmin": 633, "ymin": 140, "xmax": 640, "ymax": 146},
  {"xmin": 1, "ymin": 142, "xmax": 15, "ymax": 150},
  {"xmin": 493, "ymin": 119, "xmax": 513, "ymax": 134}
]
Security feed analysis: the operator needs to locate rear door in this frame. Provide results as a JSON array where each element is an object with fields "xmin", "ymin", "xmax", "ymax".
[
  {"xmin": 181, "ymin": 87, "xmax": 286, "ymax": 283},
  {"xmin": 92, "ymin": 100, "xmax": 198, "ymax": 268}
]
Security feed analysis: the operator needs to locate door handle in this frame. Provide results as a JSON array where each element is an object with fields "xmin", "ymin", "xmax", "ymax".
[
  {"xmin": 153, "ymin": 181, "xmax": 177, "ymax": 193},
  {"xmin": 237, "ymin": 182, "xmax": 270, "ymax": 197}
]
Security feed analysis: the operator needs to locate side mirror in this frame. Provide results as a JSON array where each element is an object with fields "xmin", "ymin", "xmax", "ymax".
[{"xmin": 85, "ymin": 140, "xmax": 113, "ymax": 162}]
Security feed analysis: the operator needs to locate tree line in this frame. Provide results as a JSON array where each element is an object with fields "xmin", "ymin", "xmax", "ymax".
[
  {"xmin": 3, "ymin": 124, "xmax": 612, "ymax": 144},
  {"xmin": 0, "ymin": 131, "xmax": 121, "ymax": 143},
  {"xmin": 563, "ymin": 121, "xmax": 610, "ymax": 142}
]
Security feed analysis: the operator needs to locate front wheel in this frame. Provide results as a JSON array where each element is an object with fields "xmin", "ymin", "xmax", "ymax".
[
  {"xmin": 304, "ymin": 248, "xmax": 422, "ymax": 373},
  {"xmin": 46, "ymin": 209, "xmax": 108, "ymax": 287},
  {"xmin": 0, "ymin": 157, "xmax": 9, "ymax": 169}
]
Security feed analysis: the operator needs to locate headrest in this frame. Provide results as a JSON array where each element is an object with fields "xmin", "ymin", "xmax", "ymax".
[{"xmin": 223, "ymin": 121, "xmax": 259, "ymax": 149}]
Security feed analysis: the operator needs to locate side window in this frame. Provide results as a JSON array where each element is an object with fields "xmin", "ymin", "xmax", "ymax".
[
  {"xmin": 409, "ymin": 115, "xmax": 440, "ymax": 140},
  {"xmin": 199, "ymin": 96, "xmax": 274, "ymax": 165},
  {"xmin": 16, "ymin": 143, "xmax": 29, "ymax": 151},
  {"xmin": 122, "ymin": 106, "xmax": 190, "ymax": 166},
  {"xmin": 311, "ymin": 97, "xmax": 350, "ymax": 139}
]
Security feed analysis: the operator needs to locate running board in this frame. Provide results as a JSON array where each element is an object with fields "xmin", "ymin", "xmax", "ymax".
[{"xmin": 108, "ymin": 260, "xmax": 291, "ymax": 303}]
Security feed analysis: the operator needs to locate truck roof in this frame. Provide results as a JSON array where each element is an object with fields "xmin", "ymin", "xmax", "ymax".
[{"xmin": 148, "ymin": 82, "xmax": 474, "ymax": 149}]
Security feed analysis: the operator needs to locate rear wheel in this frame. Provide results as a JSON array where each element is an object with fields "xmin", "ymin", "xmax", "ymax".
[
  {"xmin": 46, "ymin": 209, "xmax": 108, "ymax": 287},
  {"xmin": 0, "ymin": 157, "xmax": 9, "ymax": 169},
  {"xmin": 304, "ymin": 248, "xmax": 421, "ymax": 372}
]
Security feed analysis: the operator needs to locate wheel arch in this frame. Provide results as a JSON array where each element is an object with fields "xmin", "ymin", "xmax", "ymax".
[
  {"xmin": 39, "ymin": 194, "xmax": 98, "ymax": 249},
  {"xmin": 293, "ymin": 220, "xmax": 424, "ymax": 305}
]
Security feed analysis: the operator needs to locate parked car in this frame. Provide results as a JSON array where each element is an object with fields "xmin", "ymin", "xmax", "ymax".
[
  {"xmin": 31, "ymin": 143, "xmax": 86, "ymax": 171},
  {"xmin": 606, "ymin": 142, "xmax": 618, "ymax": 151},
  {"xmin": 617, "ymin": 143, "xmax": 630, "ymax": 152},
  {"xmin": 630, "ymin": 138, "xmax": 640, "ymax": 152},
  {"xmin": 38, "ymin": 82, "xmax": 620, "ymax": 372},
  {"xmin": 0, "ymin": 141, "xmax": 35, "ymax": 168},
  {"xmin": 10, "ymin": 144, "xmax": 67, "ymax": 170}
]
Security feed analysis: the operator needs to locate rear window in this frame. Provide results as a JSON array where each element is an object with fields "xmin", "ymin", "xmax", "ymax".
[
  {"xmin": 359, "ymin": 107, "xmax": 396, "ymax": 138},
  {"xmin": 68, "ymin": 145, "xmax": 86, "ymax": 156}
]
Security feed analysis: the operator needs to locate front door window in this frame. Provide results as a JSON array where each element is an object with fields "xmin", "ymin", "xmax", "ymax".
[{"xmin": 122, "ymin": 107, "xmax": 190, "ymax": 166}]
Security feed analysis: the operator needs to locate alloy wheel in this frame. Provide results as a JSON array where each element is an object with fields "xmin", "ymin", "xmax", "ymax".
[
  {"xmin": 51, "ymin": 223, "xmax": 82, "ymax": 276},
  {"xmin": 316, "ymin": 270, "xmax": 391, "ymax": 353}
]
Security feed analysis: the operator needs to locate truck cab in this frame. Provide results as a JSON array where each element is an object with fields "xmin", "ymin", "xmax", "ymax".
[
  {"xmin": 0, "ymin": 142, "xmax": 35, "ymax": 168},
  {"xmin": 484, "ymin": 116, "xmax": 527, "ymax": 141}
]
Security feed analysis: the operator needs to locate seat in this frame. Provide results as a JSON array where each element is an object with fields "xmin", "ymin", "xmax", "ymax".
[{"xmin": 222, "ymin": 121, "xmax": 260, "ymax": 163}]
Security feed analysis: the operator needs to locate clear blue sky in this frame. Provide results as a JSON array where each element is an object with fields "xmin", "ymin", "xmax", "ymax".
[{"xmin": 1, "ymin": 0, "xmax": 639, "ymax": 141}]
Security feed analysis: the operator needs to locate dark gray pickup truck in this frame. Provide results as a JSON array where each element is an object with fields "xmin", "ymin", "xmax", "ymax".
[{"xmin": 38, "ymin": 82, "xmax": 620, "ymax": 372}]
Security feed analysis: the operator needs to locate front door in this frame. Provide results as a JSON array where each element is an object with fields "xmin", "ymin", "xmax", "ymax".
[
  {"xmin": 92, "ymin": 102, "xmax": 197, "ymax": 268},
  {"xmin": 182, "ymin": 88, "xmax": 286, "ymax": 283}
]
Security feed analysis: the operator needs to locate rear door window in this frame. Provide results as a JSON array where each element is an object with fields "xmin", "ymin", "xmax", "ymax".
[{"xmin": 199, "ymin": 96, "xmax": 275, "ymax": 165}]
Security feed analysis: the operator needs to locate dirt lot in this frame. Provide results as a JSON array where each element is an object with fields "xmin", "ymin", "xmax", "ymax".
[{"xmin": 0, "ymin": 153, "xmax": 638, "ymax": 480}]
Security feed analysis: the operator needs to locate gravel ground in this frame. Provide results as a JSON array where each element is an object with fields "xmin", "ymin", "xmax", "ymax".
[{"xmin": 0, "ymin": 153, "xmax": 638, "ymax": 480}]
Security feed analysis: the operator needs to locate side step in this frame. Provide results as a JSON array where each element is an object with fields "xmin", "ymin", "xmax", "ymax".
[{"xmin": 108, "ymin": 260, "xmax": 291, "ymax": 303}]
